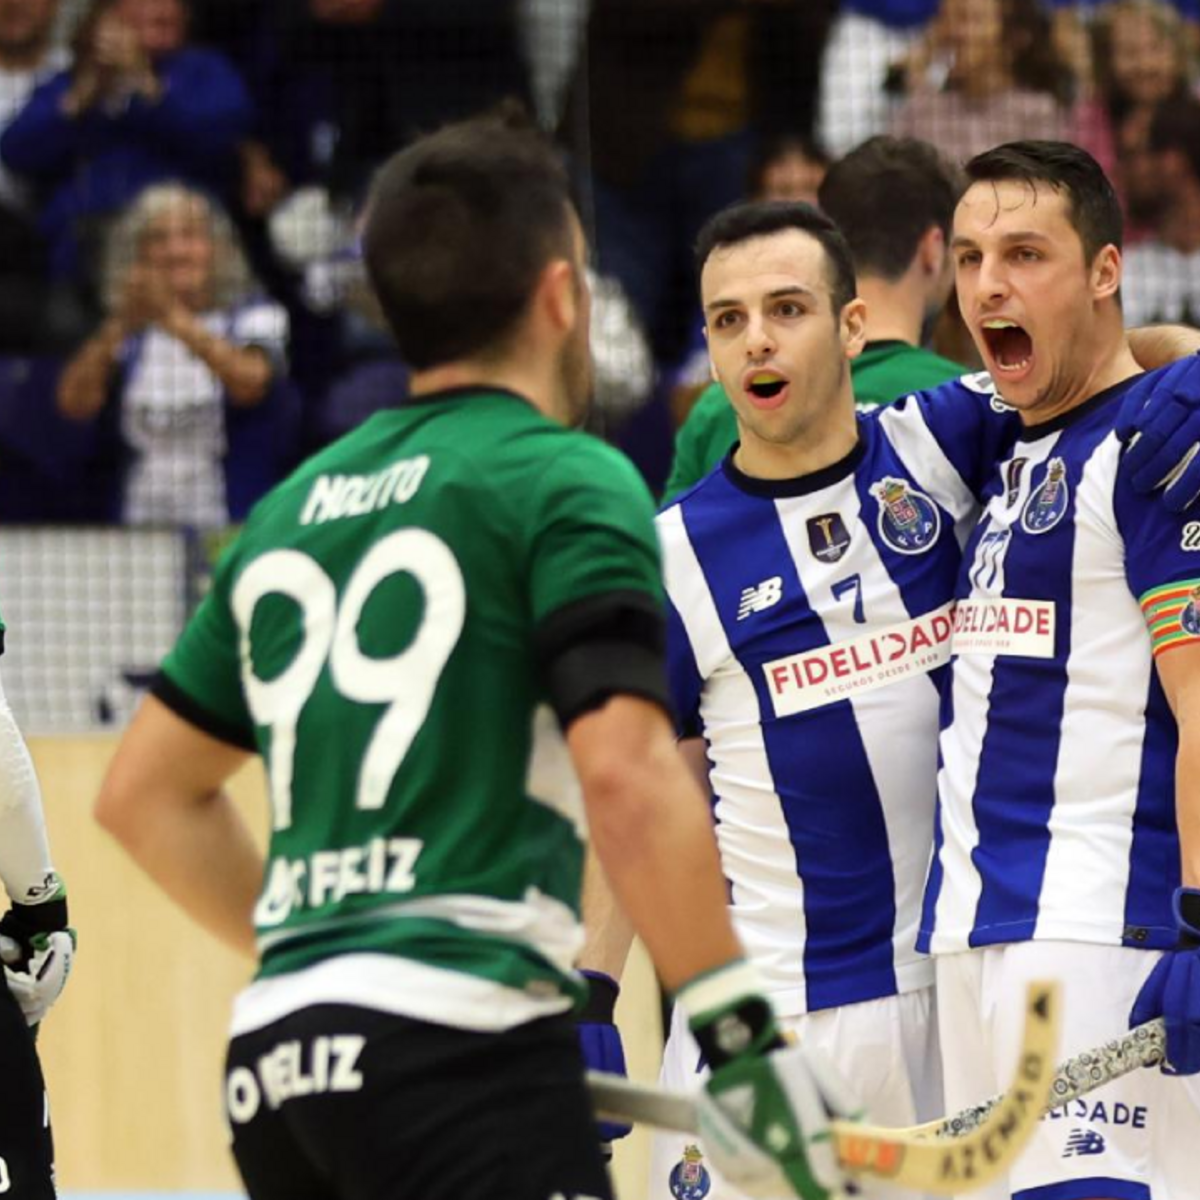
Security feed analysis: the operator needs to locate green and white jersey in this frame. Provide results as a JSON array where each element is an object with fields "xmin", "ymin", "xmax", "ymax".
[{"xmin": 158, "ymin": 387, "xmax": 663, "ymax": 1034}]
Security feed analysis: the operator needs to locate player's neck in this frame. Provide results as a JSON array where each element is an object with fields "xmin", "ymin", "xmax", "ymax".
[
  {"xmin": 1018, "ymin": 326, "xmax": 1141, "ymax": 427},
  {"xmin": 856, "ymin": 275, "xmax": 923, "ymax": 347},
  {"xmin": 733, "ymin": 392, "xmax": 858, "ymax": 482},
  {"xmin": 409, "ymin": 359, "xmax": 556, "ymax": 419}
]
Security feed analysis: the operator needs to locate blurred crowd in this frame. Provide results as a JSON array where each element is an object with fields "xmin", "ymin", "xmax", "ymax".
[{"xmin": 0, "ymin": 0, "xmax": 1199, "ymax": 523}]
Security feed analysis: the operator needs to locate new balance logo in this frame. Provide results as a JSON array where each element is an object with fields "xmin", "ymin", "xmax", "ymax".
[
  {"xmin": 737, "ymin": 577, "xmax": 783, "ymax": 620},
  {"xmin": 1063, "ymin": 1129, "xmax": 1106, "ymax": 1157}
]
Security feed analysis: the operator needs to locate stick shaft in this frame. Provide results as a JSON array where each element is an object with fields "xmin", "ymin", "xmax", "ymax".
[{"xmin": 926, "ymin": 1017, "xmax": 1166, "ymax": 1140}]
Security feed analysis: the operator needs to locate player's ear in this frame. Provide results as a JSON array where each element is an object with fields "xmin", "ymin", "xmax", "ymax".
[
  {"xmin": 840, "ymin": 296, "xmax": 868, "ymax": 360},
  {"xmin": 919, "ymin": 224, "xmax": 946, "ymax": 277},
  {"xmin": 1091, "ymin": 243, "xmax": 1121, "ymax": 302},
  {"xmin": 540, "ymin": 258, "xmax": 580, "ymax": 336}
]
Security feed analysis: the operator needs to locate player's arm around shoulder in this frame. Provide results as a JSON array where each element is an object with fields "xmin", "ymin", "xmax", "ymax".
[{"xmin": 875, "ymin": 371, "xmax": 1021, "ymax": 503}]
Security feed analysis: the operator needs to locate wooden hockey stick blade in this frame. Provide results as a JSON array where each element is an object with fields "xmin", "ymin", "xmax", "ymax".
[
  {"xmin": 588, "ymin": 980, "xmax": 1059, "ymax": 1194},
  {"xmin": 910, "ymin": 1016, "xmax": 1166, "ymax": 1141}
]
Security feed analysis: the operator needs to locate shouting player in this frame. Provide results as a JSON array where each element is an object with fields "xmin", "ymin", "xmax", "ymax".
[
  {"xmin": 921, "ymin": 140, "xmax": 1200, "ymax": 1200},
  {"xmin": 92, "ymin": 109, "xmax": 857, "ymax": 1200}
]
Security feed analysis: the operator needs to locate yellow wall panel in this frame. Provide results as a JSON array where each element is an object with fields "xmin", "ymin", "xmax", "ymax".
[{"xmin": 25, "ymin": 736, "xmax": 664, "ymax": 1199}]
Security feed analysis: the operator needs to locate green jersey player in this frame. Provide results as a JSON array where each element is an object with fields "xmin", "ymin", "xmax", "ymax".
[{"xmin": 95, "ymin": 109, "xmax": 857, "ymax": 1200}]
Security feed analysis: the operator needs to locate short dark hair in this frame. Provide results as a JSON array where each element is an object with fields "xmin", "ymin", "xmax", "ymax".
[
  {"xmin": 694, "ymin": 201, "xmax": 857, "ymax": 315},
  {"xmin": 962, "ymin": 140, "xmax": 1123, "ymax": 262},
  {"xmin": 818, "ymin": 136, "xmax": 963, "ymax": 281},
  {"xmin": 1148, "ymin": 95, "xmax": 1200, "ymax": 183},
  {"xmin": 362, "ymin": 105, "xmax": 574, "ymax": 370}
]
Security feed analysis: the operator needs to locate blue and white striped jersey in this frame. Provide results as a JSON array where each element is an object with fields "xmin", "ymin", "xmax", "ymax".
[
  {"xmin": 659, "ymin": 378, "xmax": 1015, "ymax": 1016},
  {"xmin": 920, "ymin": 378, "xmax": 1200, "ymax": 955}
]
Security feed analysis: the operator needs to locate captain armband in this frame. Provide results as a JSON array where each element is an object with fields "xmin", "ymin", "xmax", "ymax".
[{"xmin": 1140, "ymin": 578, "xmax": 1200, "ymax": 658}]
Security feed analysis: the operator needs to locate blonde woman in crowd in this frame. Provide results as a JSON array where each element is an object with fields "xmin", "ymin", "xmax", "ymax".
[{"xmin": 57, "ymin": 182, "xmax": 288, "ymax": 527}]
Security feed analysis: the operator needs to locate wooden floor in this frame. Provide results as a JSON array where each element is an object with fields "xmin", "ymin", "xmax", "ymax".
[{"xmin": 30, "ymin": 737, "xmax": 662, "ymax": 1200}]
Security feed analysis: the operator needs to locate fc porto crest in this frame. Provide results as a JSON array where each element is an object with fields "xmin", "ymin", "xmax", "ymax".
[
  {"xmin": 1182, "ymin": 585, "xmax": 1200, "ymax": 636},
  {"xmin": 870, "ymin": 476, "xmax": 940, "ymax": 555},
  {"xmin": 669, "ymin": 1144, "xmax": 712, "ymax": 1200},
  {"xmin": 806, "ymin": 512, "xmax": 851, "ymax": 563},
  {"xmin": 1021, "ymin": 457, "xmax": 1070, "ymax": 535}
]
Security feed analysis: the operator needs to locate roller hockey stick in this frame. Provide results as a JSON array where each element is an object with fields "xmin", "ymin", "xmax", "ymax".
[
  {"xmin": 588, "ymin": 981, "xmax": 1059, "ymax": 1195},
  {"xmin": 912, "ymin": 1016, "xmax": 1166, "ymax": 1141}
]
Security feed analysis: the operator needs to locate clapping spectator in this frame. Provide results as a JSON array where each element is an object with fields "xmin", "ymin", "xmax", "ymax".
[
  {"xmin": 889, "ymin": 0, "xmax": 1074, "ymax": 163},
  {"xmin": 56, "ymin": 183, "xmax": 289, "ymax": 527},
  {"xmin": 0, "ymin": 0, "xmax": 253, "ymax": 301}
]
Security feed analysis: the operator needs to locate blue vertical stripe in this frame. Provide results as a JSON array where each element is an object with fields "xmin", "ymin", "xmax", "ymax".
[
  {"xmin": 967, "ymin": 450, "xmax": 1083, "ymax": 942},
  {"xmin": 682, "ymin": 483, "xmax": 898, "ymax": 1010}
]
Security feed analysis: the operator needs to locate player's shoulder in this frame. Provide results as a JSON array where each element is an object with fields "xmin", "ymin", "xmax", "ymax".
[
  {"xmin": 875, "ymin": 368, "xmax": 1014, "ymax": 423},
  {"xmin": 530, "ymin": 422, "xmax": 653, "ymax": 500},
  {"xmin": 655, "ymin": 461, "xmax": 738, "ymax": 548}
]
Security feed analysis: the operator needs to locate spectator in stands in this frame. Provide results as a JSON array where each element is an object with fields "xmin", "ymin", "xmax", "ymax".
[
  {"xmin": 0, "ymin": 0, "xmax": 83, "ymax": 350},
  {"xmin": 1069, "ymin": 0, "xmax": 1198, "ymax": 242},
  {"xmin": 56, "ymin": 183, "xmax": 289, "ymax": 527},
  {"xmin": 748, "ymin": 134, "xmax": 829, "ymax": 205},
  {"xmin": 888, "ymin": 0, "xmax": 1073, "ymax": 162},
  {"xmin": 818, "ymin": 0, "xmax": 940, "ymax": 157},
  {"xmin": 1042, "ymin": 0, "xmax": 1200, "ymax": 95},
  {"xmin": 1119, "ymin": 97, "xmax": 1200, "ymax": 326},
  {"xmin": 0, "ymin": 0, "xmax": 253, "ymax": 303},
  {"xmin": 559, "ymin": 0, "xmax": 835, "ymax": 370}
]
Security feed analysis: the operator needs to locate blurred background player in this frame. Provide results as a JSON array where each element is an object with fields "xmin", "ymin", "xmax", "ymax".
[
  {"xmin": 0, "ymin": 606, "xmax": 75, "ymax": 1199},
  {"xmin": 92, "ymin": 109, "xmax": 856, "ymax": 1200},
  {"xmin": 663, "ymin": 135, "xmax": 967, "ymax": 503},
  {"xmin": 920, "ymin": 139, "xmax": 1200, "ymax": 1200}
]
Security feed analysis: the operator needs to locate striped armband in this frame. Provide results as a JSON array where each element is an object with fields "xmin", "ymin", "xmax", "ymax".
[{"xmin": 1140, "ymin": 578, "xmax": 1200, "ymax": 657}]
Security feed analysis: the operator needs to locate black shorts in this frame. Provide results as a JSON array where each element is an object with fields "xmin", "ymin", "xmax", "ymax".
[
  {"xmin": 0, "ymin": 977, "xmax": 55, "ymax": 1199},
  {"xmin": 225, "ymin": 1005, "xmax": 614, "ymax": 1200}
]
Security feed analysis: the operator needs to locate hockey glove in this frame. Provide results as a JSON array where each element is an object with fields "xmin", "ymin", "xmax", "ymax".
[
  {"xmin": 0, "ymin": 890, "xmax": 75, "ymax": 1029},
  {"xmin": 682, "ymin": 962, "xmax": 855, "ymax": 1200},
  {"xmin": 1130, "ymin": 887, "xmax": 1200, "ymax": 1075},
  {"xmin": 577, "ymin": 970, "xmax": 632, "ymax": 1145},
  {"xmin": 1116, "ymin": 356, "xmax": 1200, "ymax": 512}
]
